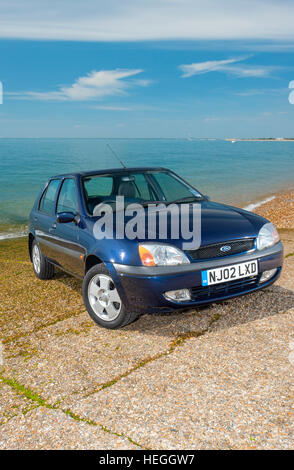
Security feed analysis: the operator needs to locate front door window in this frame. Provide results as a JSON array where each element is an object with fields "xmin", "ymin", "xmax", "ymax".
[{"xmin": 57, "ymin": 178, "xmax": 77, "ymax": 214}]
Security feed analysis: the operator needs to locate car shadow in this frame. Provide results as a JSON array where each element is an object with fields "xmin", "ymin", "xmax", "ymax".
[{"xmin": 126, "ymin": 283, "xmax": 294, "ymax": 338}]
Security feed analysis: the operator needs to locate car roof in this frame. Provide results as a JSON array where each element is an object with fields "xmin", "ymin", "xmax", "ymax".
[{"xmin": 50, "ymin": 167, "xmax": 170, "ymax": 179}]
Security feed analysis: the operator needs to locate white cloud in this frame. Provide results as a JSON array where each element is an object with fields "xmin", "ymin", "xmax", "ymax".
[
  {"xmin": 179, "ymin": 57, "xmax": 276, "ymax": 78},
  {"xmin": 222, "ymin": 65, "xmax": 275, "ymax": 78},
  {"xmin": 0, "ymin": 1, "xmax": 294, "ymax": 41},
  {"xmin": 180, "ymin": 58, "xmax": 242, "ymax": 77},
  {"xmin": 8, "ymin": 69, "xmax": 146, "ymax": 101}
]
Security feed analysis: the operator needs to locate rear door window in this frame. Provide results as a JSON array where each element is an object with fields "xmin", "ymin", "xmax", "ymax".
[{"xmin": 39, "ymin": 179, "xmax": 60, "ymax": 215}]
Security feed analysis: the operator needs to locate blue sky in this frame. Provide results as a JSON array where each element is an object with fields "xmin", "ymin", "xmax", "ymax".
[{"xmin": 0, "ymin": 0, "xmax": 294, "ymax": 138}]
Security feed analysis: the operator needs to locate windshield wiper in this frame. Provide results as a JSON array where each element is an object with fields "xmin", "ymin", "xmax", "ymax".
[
  {"xmin": 169, "ymin": 196, "xmax": 204, "ymax": 204},
  {"xmin": 141, "ymin": 200, "xmax": 166, "ymax": 207},
  {"xmin": 140, "ymin": 196, "xmax": 204, "ymax": 207}
]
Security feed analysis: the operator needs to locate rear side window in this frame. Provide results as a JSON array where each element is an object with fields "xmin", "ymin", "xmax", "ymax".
[
  {"xmin": 57, "ymin": 179, "xmax": 77, "ymax": 213},
  {"xmin": 39, "ymin": 179, "xmax": 60, "ymax": 215}
]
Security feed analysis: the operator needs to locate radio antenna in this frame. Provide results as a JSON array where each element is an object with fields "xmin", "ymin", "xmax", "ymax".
[{"xmin": 106, "ymin": 144, "xmax": 127, "ymax": 169}]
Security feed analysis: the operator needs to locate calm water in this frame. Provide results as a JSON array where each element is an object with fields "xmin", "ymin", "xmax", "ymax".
[{"xmin": 0, "ymin": 138, "xmax": 294, "ymax": 238}]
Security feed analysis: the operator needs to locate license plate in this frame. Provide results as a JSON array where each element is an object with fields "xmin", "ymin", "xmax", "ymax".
[{"xmin": 201, "ymin": 260, "xmax": 258, "ymax": 286}]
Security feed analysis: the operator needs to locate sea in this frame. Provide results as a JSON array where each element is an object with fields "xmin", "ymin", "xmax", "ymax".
[{"xmin": 0, "ymin": 138, "xmax": 294, "ymax": 240}]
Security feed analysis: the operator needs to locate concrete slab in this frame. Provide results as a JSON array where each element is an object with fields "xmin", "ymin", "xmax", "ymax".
[
  {"xmin": 0, "ymin": 382, "xmax": 36, "ymax": 425},
  {"xmin": 68, "ymin": 313, "xmax": 294, "ymax": 449},
  {"xmin": 1, "ymin": 307, "xmax": 216, "ymax": 403},
  {"xmin": 0, "ymin": 407, "xmax": 139, "ymax": 450}
]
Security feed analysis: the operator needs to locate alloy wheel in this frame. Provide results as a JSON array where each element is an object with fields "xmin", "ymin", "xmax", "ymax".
[
  {"xmin": 32, "ymin": 244, "xmax": 41, "ymax": 274},
  {"xmin": 88, "ymin": 274, "xmax": 122, "ymax": 321}
]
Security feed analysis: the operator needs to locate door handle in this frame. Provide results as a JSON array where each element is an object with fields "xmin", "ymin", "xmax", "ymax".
[{"xmin": 34, "ymin": 217, "xmax": 38, "ymax": 222}]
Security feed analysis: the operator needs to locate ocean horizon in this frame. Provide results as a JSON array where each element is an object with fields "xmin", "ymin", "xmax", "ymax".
[{"xmin": 0, "ymin": 138, "xmax": 294, "ymax": 240}]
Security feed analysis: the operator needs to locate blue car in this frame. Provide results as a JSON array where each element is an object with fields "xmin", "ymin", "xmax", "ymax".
[{"xmin": 29, "ymin": 167, "xmax": 283, "ymax": 329}]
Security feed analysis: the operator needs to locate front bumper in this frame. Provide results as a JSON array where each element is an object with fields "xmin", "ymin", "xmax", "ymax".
[{"xmin": 109, "ymin": 241, "xmax": 283, "ymax": 313}]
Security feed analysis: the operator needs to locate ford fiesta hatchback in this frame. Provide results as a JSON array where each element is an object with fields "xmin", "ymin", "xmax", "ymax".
[{"xmin": 29, "ymin": 167, "xmax": 283, "ymax": 329}]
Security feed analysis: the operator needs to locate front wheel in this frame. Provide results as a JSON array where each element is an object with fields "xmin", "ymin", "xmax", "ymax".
[{"xmin": 82, "ymin": 264, "xmax": 139, "ymax": 329}]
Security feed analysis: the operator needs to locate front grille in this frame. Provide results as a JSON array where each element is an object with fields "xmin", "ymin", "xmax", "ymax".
[
  {"xmin": 190, "ymin": 276, "xmax": 259, "ymax": 302},
  {"xmin": 187, "ymin": 239, "xmax": 255, "ymax": 260}
]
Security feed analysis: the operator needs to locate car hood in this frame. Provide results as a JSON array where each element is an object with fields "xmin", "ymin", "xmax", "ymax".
[
  {"xmin": 192, "ymin": 200, "xmax": 266, "ymax": 246},
  {"xmin": 88, "ymin": 200, "xmax": 267, "ymax": 254}
]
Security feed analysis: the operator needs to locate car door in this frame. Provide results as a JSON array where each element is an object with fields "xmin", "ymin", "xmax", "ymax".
[
  {"xmin": 52, "ymin": 178, "xmax": 85, "ymax": 276},
  {"xmin": 36, "ymin": 178, "xmax": 62, "ymax": 262}
]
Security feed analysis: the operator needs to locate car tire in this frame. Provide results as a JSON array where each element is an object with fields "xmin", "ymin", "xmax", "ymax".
[
  {"xmin": 82, "ymin": 264, "xmax": 139, "ymax": 329},
  {"xmin": 31, "ymin": 239, "xmax": 55, "ymax": 280}
]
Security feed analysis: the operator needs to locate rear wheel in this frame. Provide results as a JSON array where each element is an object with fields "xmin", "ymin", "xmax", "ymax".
[
  {"xmin": 82, "ymin": 264, "xmax": 139, "ymax": 329},
  {"xmin": 31, "ymin": 240, "xmax": 54, "ymax": 280}
]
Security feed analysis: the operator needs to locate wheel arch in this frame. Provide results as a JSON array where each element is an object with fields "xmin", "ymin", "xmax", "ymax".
[
  {"xmin": 85, "ymin": 254, "xmax": 103, "ymax": 273},
  {"xmin": 28, "ymin": 232, "xmax": 35, "ymax": 261}
]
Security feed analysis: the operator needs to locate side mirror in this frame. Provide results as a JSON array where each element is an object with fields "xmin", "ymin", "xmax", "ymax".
[{"xmin": 56, "ymin": 212, "xmax": 76, "ymax": 224}]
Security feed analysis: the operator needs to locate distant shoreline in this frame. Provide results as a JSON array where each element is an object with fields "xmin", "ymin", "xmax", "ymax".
[
  {"xmin": 1, "ymin": 137, "xmax": 294, "ymax": 141},
  {"xmin": 224, "ymin": 138, "xmax": 294, "ymax": 142}
]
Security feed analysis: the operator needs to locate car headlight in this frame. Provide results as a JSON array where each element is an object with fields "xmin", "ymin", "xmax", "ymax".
[
  {"xmin": 257, "ymin": 223, "xmax": 280, "ymax": 251},
  {"xmin": 138, "ymin": 244, "xmax": 190, "ymax": 266}
]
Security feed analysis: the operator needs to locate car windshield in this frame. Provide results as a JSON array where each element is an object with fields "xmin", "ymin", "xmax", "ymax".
[{"xmin": 82, "ymin": 170, "xmax": 203, "ymax": 215}]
